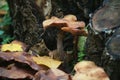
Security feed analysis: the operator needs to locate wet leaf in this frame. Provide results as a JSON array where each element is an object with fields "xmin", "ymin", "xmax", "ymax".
[
  {"xmin": 34, "ymin": 68, "xmax": 71, "ymax": 80},
  {"xmin": 32, "ymin": 56, "xmax": 62, "ymax": 68},
  {"xmin": 0, "ymin": 66, "xmax": 33, "ymax": 79},
  {"xmin": 0, "ymin": 52, "xmax": 47, "ymax": 71}
]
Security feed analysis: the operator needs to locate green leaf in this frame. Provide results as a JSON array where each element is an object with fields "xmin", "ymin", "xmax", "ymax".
[
  {"xmin": 1, "ymin": 35, "xmax": 15, "ymax": 44},
  {"xmin": 0, "ymin": 30, "xmax": 4, "ymax": 35},
  {"xmin": 78, "ymin": 51, "xmax": 85, "ymax": 61},
  {"xmin": 0, "ymin": 3, "xmax": 9, "ymax": 11},
  {"xmin": 0, "ymin": 13, "xmax": 12, "ymax": 27},
  {"xmin": 78, "ymin": 36, "xmax": 87, "ymax": 61}
]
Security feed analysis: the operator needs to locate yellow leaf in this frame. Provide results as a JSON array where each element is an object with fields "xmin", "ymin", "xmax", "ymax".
[
  {"xmin": 1, "ymin": 43, "xmax": 23, "ymax": 52},
  {"xmin": 32, "ymin": 56, "xmax": 62, "ymax": 68}
]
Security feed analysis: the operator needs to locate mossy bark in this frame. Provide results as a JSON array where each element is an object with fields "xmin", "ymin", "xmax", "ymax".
[{"xmin": 7, "ymin": 0, "xmax": 45, "ymax": 46}]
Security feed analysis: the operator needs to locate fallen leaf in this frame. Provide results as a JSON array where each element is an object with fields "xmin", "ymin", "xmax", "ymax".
[
  {"xmin": 0, "ymin": 52, "xmax": 47, "ymax": 71},
  {"xmin": 32, "ymin": 56, "xmax": 62, "ymax": 68},
  {"xmin": 11, "ymin": 40, "xmax": 29, "ymax": 51},
  {"xmin": 34, "ymin": 68, "xmax": 71, "ymax": 80},
  {"xmin": 1, "ymin": 43, "xmax": 23, "ymax": 52},
  {"xmin": 0, "ymin": 66, "xmax": 33, "ymax": 79}
]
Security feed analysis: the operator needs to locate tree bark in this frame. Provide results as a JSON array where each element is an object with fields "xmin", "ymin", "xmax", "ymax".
[
  {"xmin": 85, "ymin": 0, "xmax": 120, "ymax": 79},
  {"xmin": 102, "ymin": 27, "xmax": 120, "ymax": 80},
  {"xmin": 7, "ymin": 0, "xmax": 45, "ymax": 46}
]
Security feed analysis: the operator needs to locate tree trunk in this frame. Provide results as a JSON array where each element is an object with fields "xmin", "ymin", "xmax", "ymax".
[
  {"xmin": 102, "ymin": 27, "xmax": 120, "ymax": 80},
  {"xmin": 7, "ymin": 0, "xmax": 45, "ymax": 46},
  {"xmin": 85, "ymin": 0, "xmax": 120, "ymax": 79}
]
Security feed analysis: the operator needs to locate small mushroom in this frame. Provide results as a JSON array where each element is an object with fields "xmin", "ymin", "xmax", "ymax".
[{"xmin": 43, "ymin": 14, "xmax": 87, "ymax": 60}]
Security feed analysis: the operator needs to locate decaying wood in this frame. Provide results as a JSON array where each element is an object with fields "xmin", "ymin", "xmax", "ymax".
[
  {"xmin": 101, "ymin": 27, "xmax": 120, "ymax": 80},
  {"xmin": 92, "ymin": 0, "xmax": 120, "ymax": 32},
  {"xmin": 85, "ymin": 31, "xmax": 105, "ymax": 66},
  {"xmin": 85, "ymin": 0, "xmax": 120, "ymax": 64},
  {"xmin": 85, "ymin": 0, "xmax": 120, "ymax": 79},
  {"xmin": 106, "ymin": 27, "xmax": 120, "ymax": 59}
]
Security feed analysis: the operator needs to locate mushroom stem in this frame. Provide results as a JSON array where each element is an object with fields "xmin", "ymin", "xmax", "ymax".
[{"xmin": 57, "ymin": 31, "xmax": 64, "ymax": 60}]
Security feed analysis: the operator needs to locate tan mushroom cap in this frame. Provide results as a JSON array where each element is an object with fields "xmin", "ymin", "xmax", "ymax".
[
  {"xmin": 73, "ymin": 61, "xmax": 110, "ymax": 80},
  {"xmin": 74, "ymin": 60, "xmax": 97, "ymax": 73},
  {"xmin": 43, "ymin": 16, "xmax": 60, "ymax": 28},
  {"xmin": 61, "ymin": 21, "xmax": 87, "ymax": 36},
  {"xmin": 63, "ymin": 14, "xmax": 77, "ymax": 21},
  {"xmin": 42, "ymin": 14, "xmax": 88, "ymax": 36}
]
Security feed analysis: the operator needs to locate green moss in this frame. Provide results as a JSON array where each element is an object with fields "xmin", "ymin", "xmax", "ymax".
[{"xmin": 78, "ymin": 36, "xmax": 87, "ymax": 61}]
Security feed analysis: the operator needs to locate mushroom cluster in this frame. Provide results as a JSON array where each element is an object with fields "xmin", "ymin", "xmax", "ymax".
[
  {"xmin": 43, "ymin": 14, "xmax": 87, "ymax": 60},
  {"xmin": 43, "ymin": 14, "xmax": 87, "ymax": 36}
]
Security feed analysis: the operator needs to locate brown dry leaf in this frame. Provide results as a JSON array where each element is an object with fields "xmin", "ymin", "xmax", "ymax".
[
  {"xmin": 34, "ymin": 68, "xmax": 71, "ymax": 80},
  {"xmin": 0, "ymin": 66, "xmax": 33, "ymax": 79},
  {"xmin": 0, "ymin": 52, "xmax": 46, "ymax": 71},
  {"xmin": 0, "ymin": 51, "xmax": 50, "ymax": 79},
  {"xmin": 32, "ymin": 56, "xmax": 62, "ymax": 68},
  {"xmin": 1, "ymin": 42, "xmax": 23, "ymax": 52}
]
